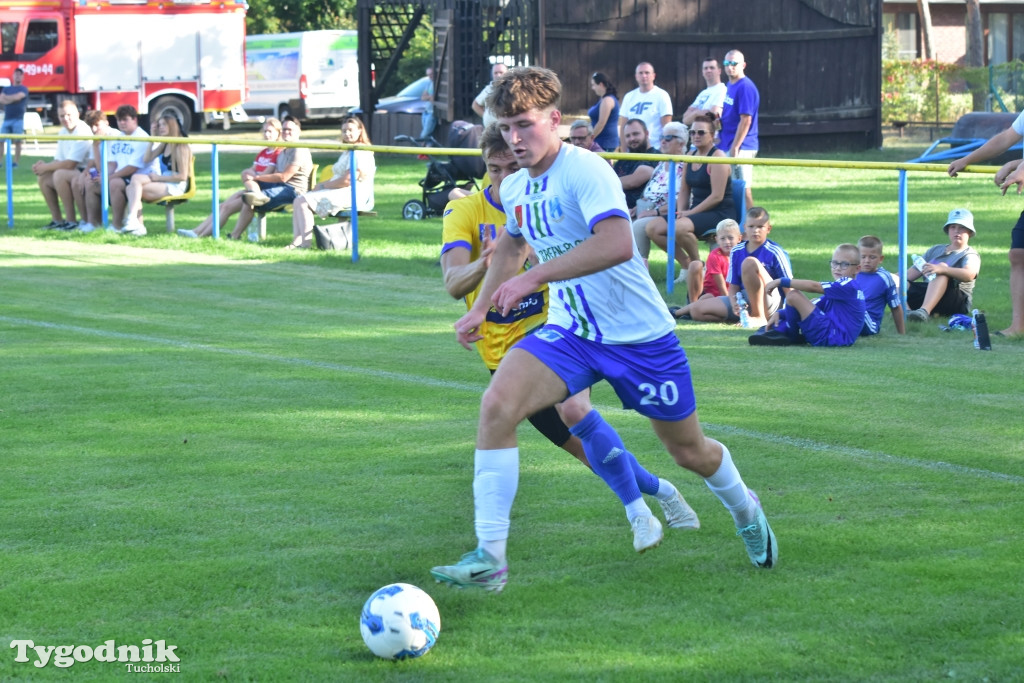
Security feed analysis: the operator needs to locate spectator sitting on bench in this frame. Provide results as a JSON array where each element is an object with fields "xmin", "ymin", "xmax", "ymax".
[
  {"xmin": 287, "ymin": 115, "xmax": 375, "ymax": 250},
  {"xmin": 123, "ymin": 112, "xmax": 192, "ymax": 236},
  {"xmin": 34, "ymin": 100, "xmax": 91, "ymax": 230},
  {"xmin": 67, "ymin": 110, "xmax": 119, "ymax": 234},
  {"xmin": 645, "ymin": 113, "xmax": 735, "ymax": 277},
  {"xmin": 181, "ymin": 118, "xmax": 282, "ymax": 239},
  {"xmin": 227, "ymin": 116, "xmax": 312, "ymax": 241},
  {"xmin": 85, "ymin": 104, "xmax": 155, "ymax": 235}
]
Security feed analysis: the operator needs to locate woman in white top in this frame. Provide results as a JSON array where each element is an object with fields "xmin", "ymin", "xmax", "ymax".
[
  {"xmin": 287, "ymin": 116, "xmax": 375, "ymax": 249},
  {"xmin": 123, "ymin": 113, "xmax": 192, "ymax": 235}
]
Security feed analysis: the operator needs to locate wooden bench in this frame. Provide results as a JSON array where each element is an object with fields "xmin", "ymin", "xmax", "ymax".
[
  {"xmin": 252, "ymin": 164, "xmax": 319, "ymax": 241},
  {"xmin": 154, "ymin": 156, "xmax": 196, "ymax": 233}
]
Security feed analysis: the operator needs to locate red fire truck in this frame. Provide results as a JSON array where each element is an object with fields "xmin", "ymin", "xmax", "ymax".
[{"xmin": 0, "ymin": 0, "xmax": 247, "ymax": 131}]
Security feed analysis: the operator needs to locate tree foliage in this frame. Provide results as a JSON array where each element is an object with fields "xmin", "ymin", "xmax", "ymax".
[
  {"xmin": 245, "ymin": 0, "xmax": 356, "ymax": 34},
  {"xmin": 385, "ymin": 15, "xmax": 434, "ymax": 96}
]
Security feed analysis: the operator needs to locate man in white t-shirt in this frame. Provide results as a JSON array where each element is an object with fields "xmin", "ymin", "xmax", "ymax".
[
  {"xmin": 617, "ymin": 61, "xmax": 673, "ymax": 150},
  {"xmin": 85, "ymin": 104, "xmax": 156, "ymax": 233},
  {"xmin": 33, "ymin": 100, "xmax": 92, "ymax": 230},
  {"xmin": 682, "ymin": 57, "xmax": 727, "ymax": 126},
  {"xmin": 471, "ymin": 63, "xmax": 509, "ymax": 128}
]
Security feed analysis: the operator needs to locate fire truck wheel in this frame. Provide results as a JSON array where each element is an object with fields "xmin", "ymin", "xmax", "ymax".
[{"xmin": 150, "ymin": 96, "xmax": 193, "ymax": 133}]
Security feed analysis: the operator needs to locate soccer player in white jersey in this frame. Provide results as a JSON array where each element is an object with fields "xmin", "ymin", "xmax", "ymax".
[{"xmin": 430, "ymin": 67, "xmax": 778, "ymax": 592}]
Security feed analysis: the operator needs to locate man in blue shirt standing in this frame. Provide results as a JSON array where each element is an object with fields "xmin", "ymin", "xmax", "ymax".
[
  {"xmin": 1, "ymin": 68, "xmax": 30, "ymax": 167},
  {"xmin": 720, "ymin": 50, "xmax": 759, "ymax": 210}
]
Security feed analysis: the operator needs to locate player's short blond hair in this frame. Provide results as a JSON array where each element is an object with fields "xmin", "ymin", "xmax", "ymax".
[
  {"xmin": 835, "ymin": 243, "xmax": 860, "ymax": 261},
  {"xmin": 486, "ymin": 66, "xmax": 561, "ymax": 118},
  {"xmin": 716, "ymin": 218, "xmax": 741, "ymax": 236}
]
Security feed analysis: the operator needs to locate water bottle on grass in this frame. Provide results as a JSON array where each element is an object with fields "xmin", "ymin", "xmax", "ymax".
[
  {"xmin": 972, "ymin": 309, "xmax": 991, "ymax": 350},
  {"xmin": 736, "ymin": 291, "xmax": 750, "ymax": 328}
]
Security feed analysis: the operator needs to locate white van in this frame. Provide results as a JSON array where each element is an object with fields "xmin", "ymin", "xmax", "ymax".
[{"xmin": 244, "ymin": 31, "xmax": 360, "ymax": 121}]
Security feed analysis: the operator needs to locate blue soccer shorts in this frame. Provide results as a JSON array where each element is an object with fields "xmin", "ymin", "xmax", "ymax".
[
  {"xmin": 514, "ymin": 326, "xmax": 697, "ymax": 422},
  {"xmin": 795, "ymin": 308, "xmax": 834, "ymax": 346}
]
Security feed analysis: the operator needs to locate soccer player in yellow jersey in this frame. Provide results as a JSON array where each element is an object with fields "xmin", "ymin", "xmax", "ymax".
[{"xmin": 437, "ymin": 125, "xmax": 698, "ymax": 577}]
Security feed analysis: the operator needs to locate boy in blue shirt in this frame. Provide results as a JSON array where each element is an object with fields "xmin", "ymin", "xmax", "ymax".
[
  {"xmin": 678, "ymin": 207, "xmax": 793, "ymax": 324},
  {"xmin": 749, "ymin": 243, "xmax": 866, "ymax": 347},
  {"xmin": 855, "ymin": 235, "xmax": 905, "ymax": 336},
  {"xmin": 727, "ymin": 206, "xmax": 793, "ymax": 328}
]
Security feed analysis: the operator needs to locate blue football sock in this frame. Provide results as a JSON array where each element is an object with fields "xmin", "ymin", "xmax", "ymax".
[{"xmin": 569, "ymin": 410, "xmax": 653, "ymax": 506}]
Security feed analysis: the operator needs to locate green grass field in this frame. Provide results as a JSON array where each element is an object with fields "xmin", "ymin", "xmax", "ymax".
[{"xmin": 1, "ymin": 135, "xmax": 1022, "ymax": 681}]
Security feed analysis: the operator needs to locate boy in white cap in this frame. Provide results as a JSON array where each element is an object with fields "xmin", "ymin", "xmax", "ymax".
[{"xmin": 906, "ymin": 208, "xmax": 982, "ymax": 322}]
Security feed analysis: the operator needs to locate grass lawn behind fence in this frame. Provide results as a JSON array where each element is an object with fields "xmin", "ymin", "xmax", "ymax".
[{"xmin": 1, "ymin": 135, "xmax": 1021, "ymax": 681}]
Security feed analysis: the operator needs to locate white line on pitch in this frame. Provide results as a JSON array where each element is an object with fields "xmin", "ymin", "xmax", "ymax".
[{"xmin": 4, "ymin": 314, "xmax": 1022, "ymax": 485}]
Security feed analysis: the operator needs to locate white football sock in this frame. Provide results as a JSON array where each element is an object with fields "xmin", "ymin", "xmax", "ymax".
[
  {"xmin": 473, "ymin": 447, "xmax": 519, "ymax": 564},
  {"xmin": 703, "ymin": 442, "xmax": 756, "ymax": 527},
  {"xmin": 624, "ymin": 498, "xmax": 653, "ymax": 523},
  {"xmin": 654, "ymin": 478, "xmax": 677, "ymax": 501}
]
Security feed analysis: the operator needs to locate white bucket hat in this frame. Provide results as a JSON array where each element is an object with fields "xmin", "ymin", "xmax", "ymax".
[{"xmin": 943, "ymin": 208, "xmax": 975, "ymax": 235}]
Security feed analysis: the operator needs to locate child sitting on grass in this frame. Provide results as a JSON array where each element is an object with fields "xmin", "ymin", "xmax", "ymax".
[
  {"xmin": 905, "ymin": 208, "xmax": 981, "ymax": 322},
  {"xmin": 670, "ymin": 207, "xmax": 792, "ymax": 325},
  {"xmin": 670, "ymin": 218, "xmax": 741, "ymax": 321},
  {"xmin": 855, "ymin": 235, "xmax": 905, "ymax": 336},
  {"xmin": 749, "ymin": 243, "xmax": 866, "ymax": 347}
]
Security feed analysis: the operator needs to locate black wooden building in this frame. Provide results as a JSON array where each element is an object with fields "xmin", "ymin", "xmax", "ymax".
[{"xmin": 358, "ymin": 0, "xmax": 883, "ymax": 152}]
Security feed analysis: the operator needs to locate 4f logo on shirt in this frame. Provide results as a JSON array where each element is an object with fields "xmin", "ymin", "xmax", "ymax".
[{"xmin": 630, "ymin": 102, "xmax": 653, "ymax": 115}]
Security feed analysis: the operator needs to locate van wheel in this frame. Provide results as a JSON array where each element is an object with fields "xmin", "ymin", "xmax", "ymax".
[
  {"xmin": 150, "ymin": 96, "xmax": 193, "ymax": 132},
  {"xmin": 278, "ymin": 104, "xmax": 291, "ymax": 120},
  {"xmin": 402, "ymin": 200, "xmax": 426, "ymax": 220}
]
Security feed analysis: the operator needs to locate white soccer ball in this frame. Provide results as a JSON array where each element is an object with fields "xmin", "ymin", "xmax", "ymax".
[{"xmin": 359, "ymin": 583, "xmax": 441, "ymax": 660}]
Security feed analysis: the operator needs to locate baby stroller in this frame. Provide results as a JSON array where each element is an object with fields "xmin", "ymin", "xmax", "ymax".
[{"xmin": 395, "ymin": 121, "xmax": 485, "ymax": 220}]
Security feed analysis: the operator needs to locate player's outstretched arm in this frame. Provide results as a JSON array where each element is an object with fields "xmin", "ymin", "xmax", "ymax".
[
  {"xmin": 766, "ymin": 278, "xmax": 822, "ymax": 295},
  {"xmin": 454, "ymin": 231, "xmax": 528, "ymax": 349},
  {"xmin": 948, "ymin": 127, "xmax": 1022, "ymax": 176}
]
